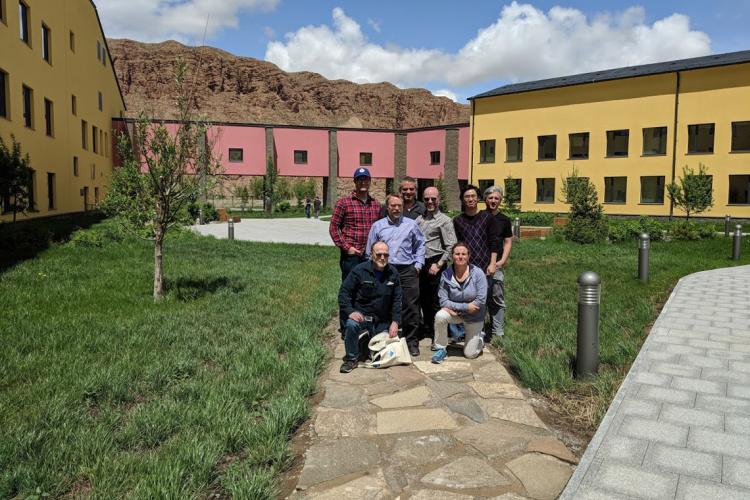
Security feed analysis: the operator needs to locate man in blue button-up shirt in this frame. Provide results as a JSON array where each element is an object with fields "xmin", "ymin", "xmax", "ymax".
[{"xmin": 367, "ymin": 193, "xmax": 426, "ymax": 356}]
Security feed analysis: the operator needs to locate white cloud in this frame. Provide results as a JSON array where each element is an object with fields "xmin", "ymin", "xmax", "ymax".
[
  {"xmin": 97, "ymin": 0, "xmax": 279, "ymax": 43},
  {"xmin": 265, "ymin": 3, "xmax": 711, "ymax": 93},
  {"xmin": 433, "ymin": 89, "xmax": 458, "ymax": 102}
]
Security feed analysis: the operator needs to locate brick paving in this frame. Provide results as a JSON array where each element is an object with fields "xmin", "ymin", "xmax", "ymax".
[{"xmin": 562, "ymin": 264, "xmax": 750, "ymax": 500}]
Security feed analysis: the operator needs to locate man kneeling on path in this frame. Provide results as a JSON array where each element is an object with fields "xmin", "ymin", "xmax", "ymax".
[{"xmin": 338, "ymin": 241, "xmax": 402, "ymax": 373}]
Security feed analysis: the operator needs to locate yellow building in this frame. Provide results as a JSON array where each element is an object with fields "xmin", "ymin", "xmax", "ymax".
[
  {"xmin": 0, "ymin": 0, "xmax": 125, "ymax": 221},
  {"xmin": 470, "ymin": 51, "xmax": 750, "ymax": 218}
]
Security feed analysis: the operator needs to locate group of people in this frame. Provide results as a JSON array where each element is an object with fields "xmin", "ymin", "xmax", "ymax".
[
  {"xmin": 304, "ymin": 195, "xmax": 323, "ymax": 219},
  {"xmin": 330, "ymin": 167, "xmax": 513, "ymax": 373}
]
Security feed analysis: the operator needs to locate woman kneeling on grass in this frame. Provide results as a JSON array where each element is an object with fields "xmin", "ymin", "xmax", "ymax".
[{"xmin": 432, "ymin": 242, "xmax": 487, "ymax": 364}]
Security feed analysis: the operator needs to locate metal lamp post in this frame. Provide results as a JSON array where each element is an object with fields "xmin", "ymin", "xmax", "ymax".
[
  {"xmin": 638, "ymin": 233, "xmax": 650, "ymax": 283},
  {"xmin": 576, "ymin": 271, "xmax": 601, "ymax": 379}
]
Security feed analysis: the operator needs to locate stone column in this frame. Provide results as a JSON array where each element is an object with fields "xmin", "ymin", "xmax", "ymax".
[
  {"xmin": 328, "ymin": 129, "xmax": 338, "ymax": 208},
  {"xmin": 444, "ymin": 128, "xmax": 461, "ymax": 212},
  {"xmin": 265, "ymin": 127, "xmax": 274, "ymax": 213},
  {"xmin": 394, "ymin": 132, "xmax": 407, "ymax": 184}
]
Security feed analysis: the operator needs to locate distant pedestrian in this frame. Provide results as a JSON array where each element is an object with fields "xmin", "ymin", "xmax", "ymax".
[
  {"xmin": 313, "ymin": 195, "xmax": 322, "ymax": 218},
  {"xmin": 305, "ymin": 195, "xmax": 312, "ymax": 219}
]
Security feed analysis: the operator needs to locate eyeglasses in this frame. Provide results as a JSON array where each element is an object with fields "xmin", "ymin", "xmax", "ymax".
[
  {"xmin": 374, "ymin": 252, "xmax": 389, "ymax": 258},
  {"xmin": 424, "ymin": 197, "xmax": 438, "ymax": 201}
]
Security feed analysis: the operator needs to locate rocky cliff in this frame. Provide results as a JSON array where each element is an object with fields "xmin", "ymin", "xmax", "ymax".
[{"xmin": 108, "ymin": 39, "xmax": 469, "ymax": 129}]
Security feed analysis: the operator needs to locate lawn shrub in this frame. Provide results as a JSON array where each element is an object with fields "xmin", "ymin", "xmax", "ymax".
[
  {"xmin": 667, "ymin": 220, "xmax": 716, "ymax": 240},
  {"xmin": 562, "ymin": 173, "xmax": 608, "ymax": 244},
  {"xmin": 607, "ymin": 216, "xmax": 667, "ymax": 243},
  {"xmin": 519, "ymin": 211, "xmax": 555, "ymax": 226},
  {"xmin": 277, "ymin": 201, "xmax": 291, "ymax": 212},
  {"xmin": 188, "ymin": 202, "xmax": 218, "ymax": 222}
]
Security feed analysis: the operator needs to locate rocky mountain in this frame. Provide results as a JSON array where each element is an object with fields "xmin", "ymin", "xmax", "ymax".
[{"xmin": 108, "ymin": 39, "xmax": 469, "ymax": 129}]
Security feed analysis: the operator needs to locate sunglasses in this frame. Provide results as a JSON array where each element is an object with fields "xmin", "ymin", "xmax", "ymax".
[
  {"xmin": 424, "ymin": 197, "xmax": 438, "ymax": 201},
  {"xmin": 374, "ymin": 252, "xmax": 390, "ymax": 258}
]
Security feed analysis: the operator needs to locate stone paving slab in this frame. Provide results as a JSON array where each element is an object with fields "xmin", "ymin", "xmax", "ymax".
[
  {"xmin": 289, "ymin": 335, "xmax": 576, "ymax": 498},
  {"xmin": 562, "ymin": 264, "xmax": 750, "ymax": 500}
]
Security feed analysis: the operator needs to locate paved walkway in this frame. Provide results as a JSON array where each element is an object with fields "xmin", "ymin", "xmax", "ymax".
[
  {"xmin": 191, "ymin": 218, "xmax": 334, "ymax": 246},
  {"xmin": 562, "ymin": 264, "xmax": 750, "ymax": 500},
  {"xmin": 287, "ymin": 338, "xmax": 577, "ymax": 499}
]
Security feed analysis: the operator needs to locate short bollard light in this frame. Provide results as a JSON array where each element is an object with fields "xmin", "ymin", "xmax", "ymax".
[
  {"xmin": 199, "ymin": 206, "xmax": 204, "ymax": 225},
  {"xmin": 228, "ymin": 219, "xmax": 235, "ymax": 241},
  {"xmin": 195, "ymin": 217, "xmax": 200, "ymax": 226},
  {"xmin": 725, "ymin": 215, "xmax": 732, "ymax": 237},
  {"xmin": 513, "ymin": 217, "xmax": 521, "ymax": 241},
  {"xmin": 576, "ymin": 271, "xmax": 600, "ymax": 379},
  {"xmin": 733, "ymin": 224, "xmax": 742, "ymax": 261},
  {"xmin": 638, "ymin": 233, "xmax": 650, "ymax": 283}
]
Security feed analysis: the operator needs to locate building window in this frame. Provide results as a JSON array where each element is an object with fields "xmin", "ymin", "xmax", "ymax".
[
  {"xmin": 731, "ymin": 121, "xmax": 750, "ymax": 152},
  {"xmin": 606, "ymin": 130, "xmax": 629, "ymax": 157},
  {"xmin": 71, "ymin": 94, "xmax": 77, "ymax": 115},
  {"xmin": 537, "ymin": 135, "xmax": 556, "ymax": 160},
  {"xmin": 604, "ymin": 176, "xmax": 627, "ymax": 203},
  {"xmin": 506, "ymin": 137, "xmax": 522, "ymax": 162},
  {"xmin": 228, "ymin": 148, "xmax": 243, "ymax": 162},
  {"xmin": 729, "ymin": 175, "xmax": 750, "ymax": 205},
  {"xmin": 98, "ymin": 91, "xmax": 103, "ymax": 111},
  {"xmin": 430, "ymin": 151, "xmax": 441, "ymax": 165},
  {"xmin": 536, "ymin": 178, "xmax": 555, "ymax": 203},
  {"xmin": 81, "ymin": 120, "xmax": 88, "ymax": 149},
  {"xmin": 477, "ymin": 179, "xmax": 494, "ymax": 195},
  {"xmin": 91, "ymin": 163, "xmax": 96, "ymax": 180},
  {"xmin": 504, "ymin": 178, "xmax": 522, "ymax": 201},
  {"xmin": 640, "ymin": 176, "xmax": 665, "ymax": 204},
  {"xmin": 22, "ymin": 84, "xmax": 32, "ymax": 128},
  {"xmin": 359, "ymin": 152, "xmax": 372, "ymax": 165},
  {"xmin": 294, "ymin": 150, "xmax": 308, "ymax": 164},
  {"xmin": 92, "ymin": 126, "xmax": 98, "ymax": 153},
  {"xmin": 47, "ymin": 172, "xmax": 55, "ymax": 209},
  {"xmin": 479, "ymin": 139, "xmax": 495, "ymax": 163},
  {"xmin": 0, "ymin": 0, "xmax": 5, "ymax": 23},
  {"xmin": 96, "ymin": 40, "xmax": 101, "ymax": 61},
  {"xmin": 27, "ymin": 169, "xmax": 35, "ymax": 210},
  {"xmin": 104, "ymin": 132, "xmax": 108, "ymax": 157},
  {"xmin": 569, "ymin": 132, "xmax": 589, "ymax": 159},
  {"xmin": 687, "ymin": 123, "xmax": 714, "ymax": 154},
  {"xmin": 643, "ymin": 127, "xmax": 667, "ymax": 156},
  {"xmin": 19, "ymin": 1, "xmax": 29, "ymax": 45},
  {"xmin": 69, "ymin": 30, "xmax": 75, "ymax": 52},
  {"xmin": 73, "ymin": 156, "xmax": 79, "ymax": 177},
  {"xmin": 42, "ymin": 23, "xmax": 51, "ymax": 63},
  {"xmin": 94, "ymin": 187, "xmax": 99, "ymax": 205},
  {"xmin": 44, "ymin": 98, "xmax": 53, "ymax": 136},
  {"xmin": 0, "ymin": 70, "xmax": 7, "ymax": 119}
]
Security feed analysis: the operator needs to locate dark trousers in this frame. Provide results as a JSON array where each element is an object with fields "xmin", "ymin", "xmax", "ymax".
[
  {"xmin": 343, "ymin": 319, "xmax": 388, "ymax": 361},
  {"xmin": 419, "ymin": 255, "xmax": 443, "ymax": 341},
  {"xmin": 396, "ymin": 264, "xmax": 420, "ymax": 348},
  {"xmin": 339, "ymin": 251, "xmax": 367, "ymax": 331}
]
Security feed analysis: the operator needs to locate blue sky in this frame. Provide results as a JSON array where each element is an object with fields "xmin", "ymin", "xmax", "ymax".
[{"xmin": 97, "ymin": 0, "xmax": 750, "ymax": 102}]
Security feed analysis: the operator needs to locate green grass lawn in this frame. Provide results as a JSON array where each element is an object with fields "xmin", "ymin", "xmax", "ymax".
[
  {"xmin": 0, "ymin": 224, "xmax": 339, "ymax": 498},
  {"xmin": 501, "ymin": 234, "xmax": 750, "ymax": 425}
]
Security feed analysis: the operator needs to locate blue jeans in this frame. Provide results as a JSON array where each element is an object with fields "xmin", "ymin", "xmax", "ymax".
[{"xmin": 343, "ymin": 319, "xmax": 388, "ymax": 361}]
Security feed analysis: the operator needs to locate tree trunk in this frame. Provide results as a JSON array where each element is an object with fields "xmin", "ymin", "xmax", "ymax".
[{"xmin": 154, "ymin": 231, "xmax": 164, "ymax": 301}]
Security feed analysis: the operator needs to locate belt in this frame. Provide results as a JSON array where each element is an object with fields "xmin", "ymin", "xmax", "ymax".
[{"xmin": 394, "ymin": 263, "xmax": 415, "ymax": 270}]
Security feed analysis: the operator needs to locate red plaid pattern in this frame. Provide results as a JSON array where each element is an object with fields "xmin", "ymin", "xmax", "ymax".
[{"xmin": 329, "ymin": 192, "xmax": 382, "ymax": 252}]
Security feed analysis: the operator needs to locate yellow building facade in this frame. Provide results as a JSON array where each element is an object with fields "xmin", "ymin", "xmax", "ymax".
[
  {"xmin": 0, "ymin": 0, "xmax": 125, "ymax": 221},
  {"xmin": 470, "ymin": 52, "xmax": 750, "ymax": 218}
]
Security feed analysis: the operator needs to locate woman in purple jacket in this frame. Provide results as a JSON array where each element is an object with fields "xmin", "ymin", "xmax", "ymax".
[{"xmin": 432, "ymin": 242, "xmax": 488, "ymax": 363}]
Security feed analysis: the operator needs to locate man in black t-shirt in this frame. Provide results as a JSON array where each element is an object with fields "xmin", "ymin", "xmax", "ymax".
[{"xmin": 483, "ymin": 186, "xmax": 514, "ymax": 341}]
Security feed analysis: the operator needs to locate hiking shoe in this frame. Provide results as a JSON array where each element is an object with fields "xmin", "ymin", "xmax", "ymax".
[
  {"xmin": 431, "ymin": 347, "xmax": 447, "ymax": 364},
  {"xmin": 464, "ymin": 333, "xmax": 485, "ymax": 359},
  {"xmin": 430, "ymin": 343, "xmax": 439, "ymax": 352},
  {"xmin": 409, "ymin": 344, "xmax": 420, "ymax": 357},
  {"xmin": 339, "ymin": 359, "xmax": 358, "ymax": 373}
]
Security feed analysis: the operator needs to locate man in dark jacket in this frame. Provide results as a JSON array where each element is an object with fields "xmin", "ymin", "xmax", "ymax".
[{"xmin": 338, "ymin": 241, "xmax": 402, "ymax": 373}]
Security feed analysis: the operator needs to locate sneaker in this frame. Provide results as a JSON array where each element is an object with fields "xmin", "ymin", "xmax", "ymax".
[
  {"xmin": 409, "ymin": 344, "xmax": 420, "ymax": 357},
  {"xmin": 339, "ymin": 359, "xmax": 358, "ymax": 373},
  {"xmin": 464, "ymin": 332, "xmax": 485, "ymax": 359},
  {"xmin": 430, "ymin": 343, "xmax": 439, "ymax": 352},
  {"xmin": 431, "ymin": 347, "xmax": 448, "ymax": 364}
]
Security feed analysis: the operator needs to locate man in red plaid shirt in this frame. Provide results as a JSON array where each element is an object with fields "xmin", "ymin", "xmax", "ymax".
[{"xmin": 329, "ymin": 167, "xmax": 382, "ymax": 281}]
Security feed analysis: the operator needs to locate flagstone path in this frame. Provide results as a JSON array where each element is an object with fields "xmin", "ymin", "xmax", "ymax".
[{"xmin": 286, "ymin": 338, "xmax": 578, "ymax": 499}]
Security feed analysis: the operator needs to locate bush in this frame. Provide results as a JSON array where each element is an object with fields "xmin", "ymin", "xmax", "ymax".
[
  {"xmin": 608, "ymin": 216, "xmax": 667, "ymax": 243},
  {"xmin": 188, "ymin": 202, "xmax": 218, "ymax": 223},
  {"xmin": 69, "ymin": 222, "xmax": 126, "ymax": 248},
  {"xmin": 519, "ymin": 211, "xmax": 555, "ymax": 226},
  {"xmin": 668, "ymin": 220, "xmax": 701, "ymax": 240},
  {"xmin": 561, "ymin": 172, "xmax": 608, "ymax": 244},
  {"xmin": 277, "ymin": 201, "xmax": 291, "ymax": 212}
]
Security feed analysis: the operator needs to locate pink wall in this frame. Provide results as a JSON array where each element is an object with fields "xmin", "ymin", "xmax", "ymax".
[
  {"xmin": 210, "ymin": 125, "xmax": 266, "ymax": 175},
  {"xmin": 273, "ymin": 128, "xmax": 329, "ymax": 176},
  {"xmin": 337, "ymin": 130, "xmax": 395, "ymax": 178},
  {"xmin": 458, "ymin": 127, "xmax": 469, "ymax": 180},
  {"xmin": 406, "ymin": 129, "xmax": 445, "ymax": 179}
]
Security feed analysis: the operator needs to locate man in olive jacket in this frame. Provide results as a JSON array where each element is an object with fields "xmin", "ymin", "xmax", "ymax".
[{"xmin": 338, "ymin": 241, "xmax": 402, "ymax": 373}]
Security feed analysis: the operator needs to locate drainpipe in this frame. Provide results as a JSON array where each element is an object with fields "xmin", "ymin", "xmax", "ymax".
[
  {"xmin": 470, "ymin": 99, "xmax": 476, "ymax": 187},
  {"xmin": 669, "ymin": 71, "xmax": 681, "ymax": 221}
]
